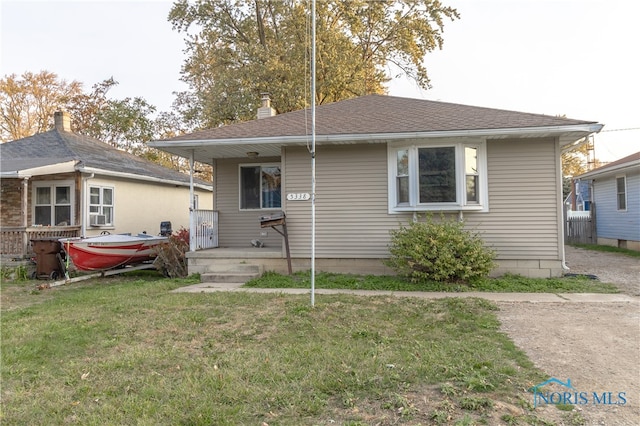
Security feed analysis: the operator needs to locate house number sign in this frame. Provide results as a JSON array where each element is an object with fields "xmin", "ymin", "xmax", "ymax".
[{"xmin": 287, "ymin": 193, "xmax": 311, "ymax": 201}]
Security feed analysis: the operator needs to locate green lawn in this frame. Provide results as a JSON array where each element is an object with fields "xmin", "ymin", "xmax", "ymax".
[
  {"xmin": 1, "ymin": 273, "xmax": 576, "ymax": 425},
  {"xmin": 244, "ymin": 271, "xmax": 619, "ymax": 293}
]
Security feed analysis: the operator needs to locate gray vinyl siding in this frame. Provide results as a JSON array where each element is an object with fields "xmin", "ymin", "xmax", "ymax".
[
  {"xmin": 214, "ymin": 138, "xmax": 563, "ymax": 261},
  {"xmin": 214, "ymin": 156, "xmax": 285, "ymax": 248},
  {"xmin": 593, "ymin": 169, "xmax": 640, "ymax": 241},
  {"xmin": 283, "ymin": 144, "xmax": 399, "ymax": 258},
  {"xmin": 464, "ymin": 138, "xmax": 561, "ymax": 259}
]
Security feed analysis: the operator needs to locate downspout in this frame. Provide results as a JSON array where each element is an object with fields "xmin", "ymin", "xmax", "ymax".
[{"xmin": 557, "ymin": 141, "xmax": 570, "ymax": 272}]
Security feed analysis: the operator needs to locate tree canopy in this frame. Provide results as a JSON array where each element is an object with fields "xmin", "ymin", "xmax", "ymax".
[
  {"xmin": 0, "ymin": 71, "xmax": 83, "ymax": 141},
  {"xmin": 0, "ymin": 70, "xmax": 212, "ymax": 180},
  {"xmin": 0, "ymin": 71, "xmax": 155, "ymax": 149},
  {"xmin": 169, "ymin": 0, "xmax": 459, "ymax": 129}
]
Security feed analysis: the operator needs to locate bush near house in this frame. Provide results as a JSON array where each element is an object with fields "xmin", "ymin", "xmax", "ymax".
[
  {"xmin": 153, "ymin": 228, "xmax": 190, "ymax": 278},
  {"xmin": 385, "ymin": 215, "xmax": 496, "ymax": 284}
]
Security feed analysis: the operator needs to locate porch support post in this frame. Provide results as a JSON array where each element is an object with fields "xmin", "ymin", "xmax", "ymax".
[
  {"xmin": 21, "ymin": 177, "xmax": 29, "ymax": 256},
  {"xmin": 189, "ymin": 150, "xmax": 196, "ymax": 252}
]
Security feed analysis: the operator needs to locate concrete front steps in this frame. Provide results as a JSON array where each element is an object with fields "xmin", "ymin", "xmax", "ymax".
[{"xmin": 199, "ymin": 262, "xmax": 262, "ymax": 284}]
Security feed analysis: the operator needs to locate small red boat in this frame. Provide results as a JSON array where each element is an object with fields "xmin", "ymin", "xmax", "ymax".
[{"xmin": 59, "ymin": 234, "xmax": 168, "ymax": 271}]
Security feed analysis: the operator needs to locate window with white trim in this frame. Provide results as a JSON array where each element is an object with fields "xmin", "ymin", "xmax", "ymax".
[
  {"xmin": 388, "ymin": 141, "xmax": 488, "ymax": 212},
  {"xmin": 239, "ymin": 164, "xmax": 281, "ymax": 210},
  {"xmin": 616, "ymin": 176, "xmax": 626, "ymax": 210},
  {"xmin": 89, "ymin": 186, "xmax": 114, "ymax": 226},
  {"xmin": 33, "ymin": 181, "xmax": 74, "ymax": 226}
]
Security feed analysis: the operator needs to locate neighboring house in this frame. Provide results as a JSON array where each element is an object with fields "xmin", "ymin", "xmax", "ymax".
[
  {"xmin": 565, "ymin": 179, "xmax": 592, "ymax": 213},
  {"xmin": 0, "ymin": 111, "xmax": 213, "ymax": 259},
  {"xmin": 575, "ymin": 151, "xmax": 640, "ymax": 251},
  {"xmin": 150, "ymin": 94, "xmax": 603, "ymax": 278}
]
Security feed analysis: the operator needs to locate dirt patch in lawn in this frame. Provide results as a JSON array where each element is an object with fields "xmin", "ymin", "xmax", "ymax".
[{"xmin": 497, "ymin": 246, "xmax": 640, "ymax": 425}]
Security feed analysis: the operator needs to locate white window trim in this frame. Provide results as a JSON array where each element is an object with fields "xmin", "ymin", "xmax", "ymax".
[
  {"xmin": 238, "ymin": 162, "xmax": 282, "ymax": 211},
  {"xmin": 88, "ymin": 185, "xmax": 115, "ymax": 227},
  {"xmin": 616, "ymin": 175, "xmax": 627, "ymax": 211},
  {"xmin": 32, "ymin": 180, "xmax": 75, "ymax": 226},
  {"xmin": 387, "ymin": 139, "xmax": 489, "ymax": 213}
]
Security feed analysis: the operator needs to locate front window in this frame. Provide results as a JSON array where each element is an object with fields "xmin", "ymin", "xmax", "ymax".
[
  {"xmin": 33, "ymin": 182, "xmax": 74, "ymax": 226},
  {"xmin": 240, "ymin": 164, "xmax": 281, "ymax": 210},
  {"xmin": 616, "ymin": 176, "xmax": 626, "ymax": 210},
  {"xmin": 388, "ymin": 141, "xmax": 488, "ymax": 212},
  {"xmin": 419, "ymin": 146, "xmax": 456, "ymax": 203},
  {"xmin": 89, "ymin": 186, "xmax": 114, "ymax": 226}
]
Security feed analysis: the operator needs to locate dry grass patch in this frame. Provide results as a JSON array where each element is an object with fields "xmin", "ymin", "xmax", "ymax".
[{"xmin": 2, "ymin": 275, "xmax": 565, "ymax": 425}]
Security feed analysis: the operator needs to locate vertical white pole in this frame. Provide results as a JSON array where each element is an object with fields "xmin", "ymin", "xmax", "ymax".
[
  {"xmin": 189, "ymin": 150, "xmax": 196, "ymax": 252},
  {"xmin": 310, "ymin": 0, "xmax": 316, "ymax": 307}
]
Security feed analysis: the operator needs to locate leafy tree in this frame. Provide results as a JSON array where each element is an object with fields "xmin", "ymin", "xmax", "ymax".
[
  {"xmin": 169, "ymin": 0, "xmax": 459, "ymax": 128},
  {"xmin": 0, "ymin": 71, "xmax": 83, "ymax": 141},
  {"xmin": 561, "ymin": 137, "xmax": 604, "ymax": 200},
  {"xmin": 1, "ymin": 71, "xmax": 156, "ymax": 151}
]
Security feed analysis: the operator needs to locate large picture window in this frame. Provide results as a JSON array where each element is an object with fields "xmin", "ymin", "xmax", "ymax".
[
  {"xmin": 33, "ymin": 181, "xmax": 74, "ymax": 226},
  {"xmin": 388, "ymin": 141, "xmax": 488, "ymax": 212},
  {"xmin": 239, "ymin": 164, "xmax": 281, "ymax": 210},
  {"xmin": 89, "ymin": 186, "xmax": 114, "ymax": 226}
]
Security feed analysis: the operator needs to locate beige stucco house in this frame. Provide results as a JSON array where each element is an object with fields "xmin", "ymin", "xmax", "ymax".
[
  {"xmin": 150, "ymin": 95, "xmax": 603, "ymax": 278},
  {"xmin": 0, "ymin": 112, "xmax": 213, "ymax": 259}
]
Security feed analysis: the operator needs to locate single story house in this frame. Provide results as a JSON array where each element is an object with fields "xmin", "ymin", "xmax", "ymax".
[
  {"xmin": 575, "ymin": 151, "xmax": 640, "ymax": 251},
  {"xmin": 150, "ymin": 94, "xmax": 603, "ymax": 278},
  {"xmin": 0, "ymin": 111, "xmax": 213, "ymax": 259}
]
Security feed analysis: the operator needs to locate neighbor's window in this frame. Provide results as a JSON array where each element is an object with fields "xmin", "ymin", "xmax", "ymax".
[
  {"xmin": 616, "ymin": 176, "xmax": 626, "ymax": 210},
  {"xmin": 33, "ymin": 181, "xmax": 74, "ymax": 226},
  {"xmin": 388, "ymin": 141, "xmax": 488, "ymax": 212},
  {"xmin": 240, "ymin": 164, "xmax": 281, "ymax": 209},
  {"xmin": 89, "ymin": 186, "xmax": 114, "ymax": 225}
]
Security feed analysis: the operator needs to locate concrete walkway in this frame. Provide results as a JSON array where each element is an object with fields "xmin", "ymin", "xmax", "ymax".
[{"xmin": 171, "ymin": 281, "xmax": 639, "ymax": 303}]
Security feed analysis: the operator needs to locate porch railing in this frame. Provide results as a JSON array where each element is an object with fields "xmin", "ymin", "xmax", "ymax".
[
  {"xmin": 190, "ymin": 210, "xmax": 219, "ymax": 251},
  {"xmin": 1, "ymin": 226, "xmax": 82, "ymax": 258}
]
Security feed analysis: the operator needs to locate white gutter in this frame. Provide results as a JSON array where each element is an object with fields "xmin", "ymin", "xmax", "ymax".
[
  {"xmin": 577, "ymin": 159, "xmax": 640, "ymax": 179},
  {"xmin": 149, "ymin": 123, "xmax": 604, "ymax": 148},
  {"xmin": 0, "ymin": 160, "xmax": 78, "ymax": 178},
  {"xmin": 77, "ymin": 166, "xmax": 212, "ymax": 191}
]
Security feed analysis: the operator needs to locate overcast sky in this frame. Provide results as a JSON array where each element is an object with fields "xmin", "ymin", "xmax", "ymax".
[{"xmin": 2, "ymin": 0, "xmax": 638, "ymax": 162}]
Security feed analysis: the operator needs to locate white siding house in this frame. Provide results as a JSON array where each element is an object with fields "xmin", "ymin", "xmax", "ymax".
[{"xmin": 0, "ymin": 112, "xmax": 213, "ymax": 258}]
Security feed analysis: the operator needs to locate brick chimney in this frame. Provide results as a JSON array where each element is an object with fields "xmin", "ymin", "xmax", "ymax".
[
  {"xmin": 54, "ymin": 111, "xmax": 71, "ymax": 132},
  {"xmin": 257, "ymin": 93, "xmax": 276, "ymax": 119}
]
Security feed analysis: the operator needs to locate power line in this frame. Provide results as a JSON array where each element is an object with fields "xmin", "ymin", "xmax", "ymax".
[{"xmin": 600, "ymin": 127, "xmax": 640, "ymax": 133}]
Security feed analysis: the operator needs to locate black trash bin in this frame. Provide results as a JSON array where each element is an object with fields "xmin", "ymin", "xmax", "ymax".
[{"xmin": 31, "ymin": 238, "xmax": 65, "ymax": 280}]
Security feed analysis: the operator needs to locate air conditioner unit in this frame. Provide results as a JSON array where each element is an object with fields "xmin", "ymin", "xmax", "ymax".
[{"xmin": 90, "ymin": 215, "xmax": 107, "ymax": 226}]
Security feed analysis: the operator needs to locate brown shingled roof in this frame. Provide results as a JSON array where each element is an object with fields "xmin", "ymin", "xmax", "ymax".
[{"xmin": 165, "ymin": 94, "xmax": 598, "ymax": 142}]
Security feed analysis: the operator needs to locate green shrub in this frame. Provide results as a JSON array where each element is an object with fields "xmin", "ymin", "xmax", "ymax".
[{"xmin": 385, "ymin": 215, "xmax": 496, "ymax": 283}]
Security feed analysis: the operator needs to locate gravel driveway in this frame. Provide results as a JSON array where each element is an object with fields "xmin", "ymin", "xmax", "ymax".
[{"xmin": 497, "ymin": 246, "xmax": 640, "ymax": 425}]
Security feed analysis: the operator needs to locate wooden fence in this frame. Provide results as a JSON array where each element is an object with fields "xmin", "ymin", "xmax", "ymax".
[{"xmin": 564, "ymin": 204, "xmax": 596, "ymax": 244}]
